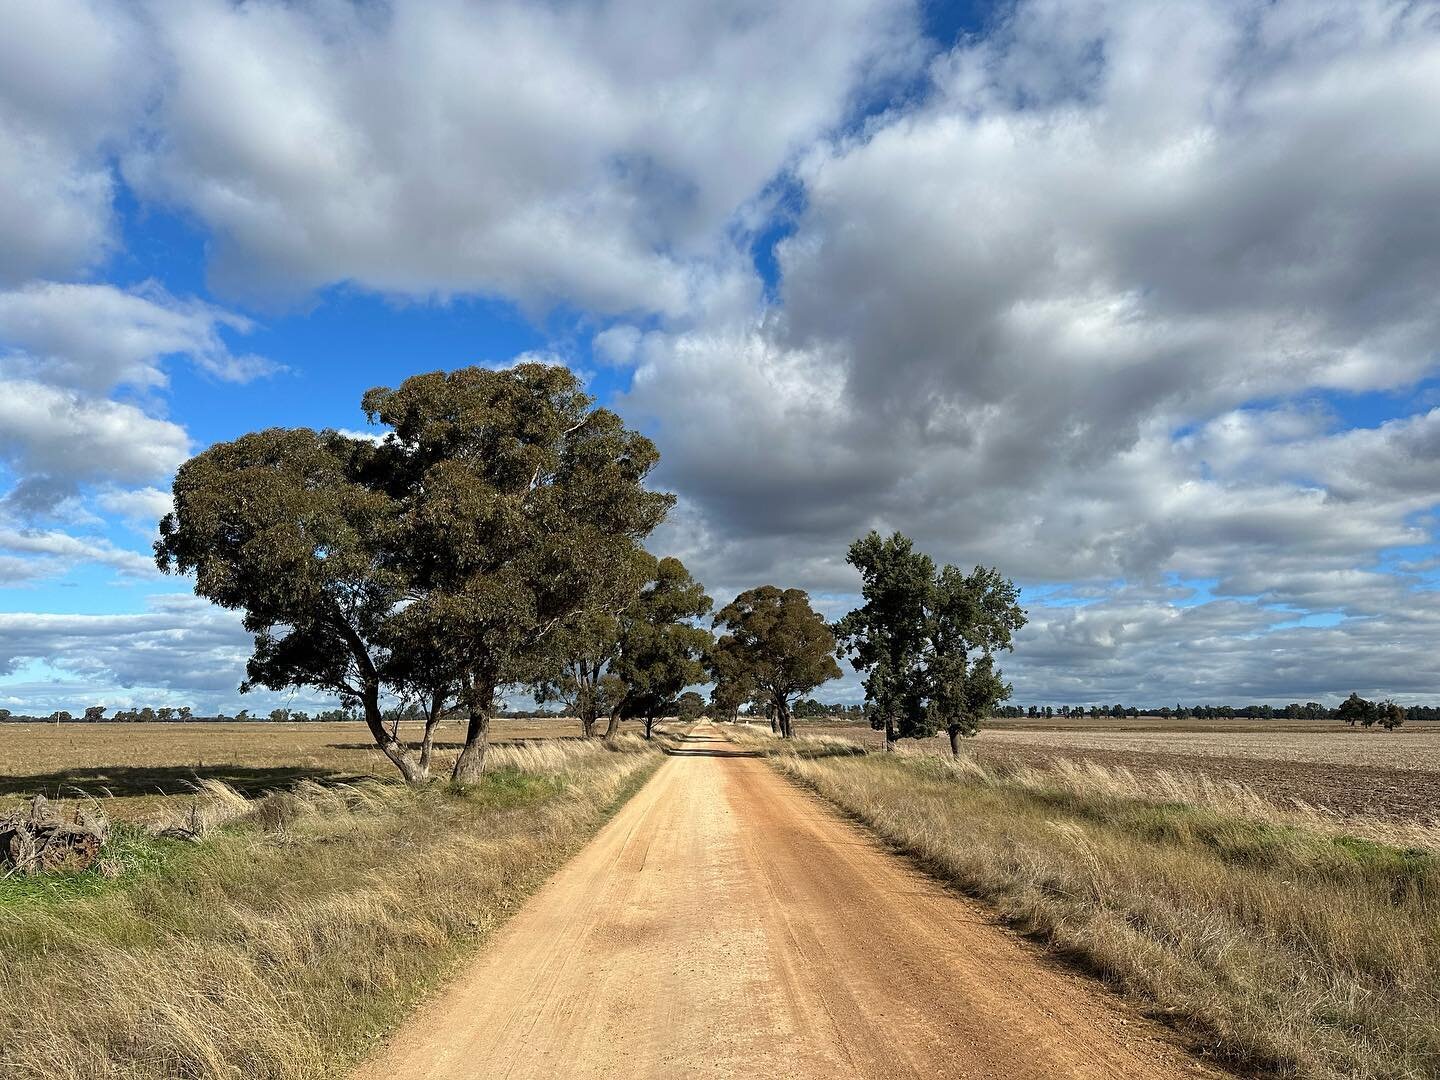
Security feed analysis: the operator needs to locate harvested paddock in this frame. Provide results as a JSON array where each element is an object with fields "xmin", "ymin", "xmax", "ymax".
[
  {"xmin": 797, "ymin": 717, "xmax": 1440, "ymax": 822},
  {"xmin": 0, "ymin": 718, "xmax": 651, "ymax": 821}
]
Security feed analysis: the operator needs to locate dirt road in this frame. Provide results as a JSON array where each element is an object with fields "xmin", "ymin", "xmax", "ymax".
[{"xmin": 354, "ymin": 723, "xmax": 1216, "ymax": 1079}]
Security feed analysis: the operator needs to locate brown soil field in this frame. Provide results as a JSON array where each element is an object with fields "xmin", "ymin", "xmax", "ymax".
[
  {"xmin": 0, "ymin": 717, "xmax": 649, "ymax": 821},
  {"xmin": 793, "ymin": 716, "xmax": 1440, "ymax": 822}
]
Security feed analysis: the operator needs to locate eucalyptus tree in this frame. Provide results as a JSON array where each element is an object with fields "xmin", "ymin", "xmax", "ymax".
[
  {"xmin": 834, "ymin": 532, "xmax": 935, "ymax": 748},
  {"xmin": 361, "ymin": 364, "xmax": 673, "ymax": 782},
  {"xmin": 926, "ymin": 564, "xmax": 1026, "ymax": 754},
  {"xmin": 157, "ymin": 363, "xmax": 673, "ymax": 785},
  {"xmin": 707, "ymin": 648, "xmax": 753, "ymax": 724},
  {"xmin": 604, "ymin": 555, "xmax": 713, "ymax": 740},
  {"xmin": 156, "ymin": 428, "xmax": 433, "ymax": 781},
  {"xmin": 711, "ymin": 586, "xmax": 841, "ymax": 738},
  {"xmin": 532, "ymin": 551, "xmax": 652, "ymax": 737},
  {"xmin": 836, "ymin": 531, "xmax": 1025, "ymax": 754}
]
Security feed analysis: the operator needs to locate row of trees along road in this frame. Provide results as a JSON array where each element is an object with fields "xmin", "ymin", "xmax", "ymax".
[{"xmin": 157, "ymin": 363, "xmax": 1026, "ymax": 780}]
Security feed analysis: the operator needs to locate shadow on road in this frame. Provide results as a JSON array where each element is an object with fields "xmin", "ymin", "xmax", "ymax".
[{"xmin": 661, "ymin": 729, "xmax": 762, "ymax": 759}]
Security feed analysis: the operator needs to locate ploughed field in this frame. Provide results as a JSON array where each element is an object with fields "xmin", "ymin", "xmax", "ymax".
[
  {"xmin": 800, "ymin": 715, "xmax": 1440, "ymax": 822},
  {"xmin": 0, "ymin": 718, "xmax": 646, "ymax": 821}
]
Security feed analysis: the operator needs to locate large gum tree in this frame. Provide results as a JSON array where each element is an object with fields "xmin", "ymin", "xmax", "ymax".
[
  {"xmin": 156, "ymin": 363, "xmax": 673, "ymax": 785},
  {"xmin": 710, "ymin": 586, "xmax": 840, "ymax": 738}
]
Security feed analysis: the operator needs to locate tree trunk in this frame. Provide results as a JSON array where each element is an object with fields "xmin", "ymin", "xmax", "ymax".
[
  {"xmin": 603, "ymin": 705, "xmax": 622, "ymax": 741},
  {"xmin": 948, "ymin": 724, "xmax": 961, "ymax": 757},
  {"xmin": 418, "ymin": 688, "xmax": 446, "ymax": 779},
  {"xmin": 769, "ymin": 714, "xmax": 778, "ymax": 734},
  {"xmin": 578, "ymin": 661, "xmax": 597, "ymax": 738},
  {"xmin": 884, "ymin": 716, "xmax": 896, "ymax": 752},
  {"xmin": 776, "ymin": 698, "xmax": 793, "ymax": 739},
  {"xmin": 644, "ymin": 715, "xmax": 654, "ymax": 740},
  {"xmin": 451, "ymin": 677, "xmax": 495, "ymax": 785},
  {"xmin": 361, "ymin": 686, "xmax": 424, "ymax": 784}
]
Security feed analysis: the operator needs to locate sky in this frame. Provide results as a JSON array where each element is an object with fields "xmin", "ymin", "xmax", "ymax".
[{"xmin": 2, "ymin": 0, "xmax": 1440, "ymax": 714}]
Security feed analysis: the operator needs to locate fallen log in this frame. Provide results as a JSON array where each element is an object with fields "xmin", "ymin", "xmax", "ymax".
[{"xmin": 0, "ymin": 794, "xmax": 110, "ymax": 875}]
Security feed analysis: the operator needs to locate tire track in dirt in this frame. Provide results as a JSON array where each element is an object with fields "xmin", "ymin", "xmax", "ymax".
[{"xmin": 353, "ymin": 722, "xmax": 1222, "ymax": 1079}]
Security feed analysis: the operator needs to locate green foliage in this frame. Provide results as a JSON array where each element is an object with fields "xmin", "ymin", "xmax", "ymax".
[
  {"xmin": 609, "ymin": 556, "xmax": 713, "ymax": 738},
  {"xmin": 1338, "ymin": 692, "xmax": 1377, "ymax": 728},
  {"xmin": 834, "ymin": 532, "xmax": 935, "ymax": 741},
  {"xmin": 711, "ymin": 586, "xmax": 841, "ymax": 737},
  {"xmin": 157, "ymin": 363, "xmax": 673, "ymax": 783},
  {"xmin": 835, "ymin": 531, "xmax": 1026, "ymax": 749}
]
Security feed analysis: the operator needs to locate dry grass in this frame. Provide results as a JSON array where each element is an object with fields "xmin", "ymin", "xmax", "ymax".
[
  {"xmin": 0, "ymin": 738, "xmax": 661, "ymax": 1080},
  {"xmin": 798, "ymin": 717, "xmax": 1440, "ymax": 822},
  {"xmin": 737, "ymin": 728, "xmax": 1440, "ymax": 1079}
]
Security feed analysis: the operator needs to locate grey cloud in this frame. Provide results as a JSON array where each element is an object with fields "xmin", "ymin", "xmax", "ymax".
[{"xmin": 120, "ymin": 0, "xmax": 921, "ymax": 310}]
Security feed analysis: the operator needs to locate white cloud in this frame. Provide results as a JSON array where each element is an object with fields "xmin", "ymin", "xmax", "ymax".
[
  {"xmin": 119, "ymin": 0, "xmax": 921, "ymax": 311},
  {"xmin": 0, "ymin": 379, "xmax": 190, "ymax": 509},
  {"xmin": 0, "ymin": 595, "xmax": 254, "ymax": 703},
  {"xmin": 0, "ymin": 280, "xmax": 272, "ymax": 392},
  {"xmin": 0, "ymin": 527, "xmax": 156, "ymax": 580},
  {"xmin": 630, "ymin": 0, "xmax": 1440, "ymax": 588},
  {"xmin": 0, "ymin": 0, "xmax": 151, "ymax": 284},
  {"xmin": 95, "ymin": 486, "xmax": 173, "ymax": 531}
]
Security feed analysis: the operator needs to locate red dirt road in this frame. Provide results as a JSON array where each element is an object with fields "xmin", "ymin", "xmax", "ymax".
[{"xmin": 353, "ymin": 723, "xmax": 1217, "ymax": 1079}]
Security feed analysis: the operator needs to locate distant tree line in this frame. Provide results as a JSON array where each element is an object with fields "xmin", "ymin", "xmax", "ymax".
[
  {"xmin": 0, "ymin": 706, "xmax": 366, "ymax": 723},
  {"xmin": 995, "ymin": 696, "xmax": 1424, "ymax": 727}
]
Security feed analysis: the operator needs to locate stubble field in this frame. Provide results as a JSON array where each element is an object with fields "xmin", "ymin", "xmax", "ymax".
[
  {"xmin": 793, "ymin": 715, "xmax": 1440, "ymax": 821},
  {"xmin": 0, "ymin": 717, "xmax": 648, "ymax": 821}
]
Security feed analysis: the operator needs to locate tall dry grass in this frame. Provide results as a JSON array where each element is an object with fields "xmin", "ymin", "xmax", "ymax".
[
  {"xmin": 741, "ymin": 729, "xmax": 1440, "ymax": 1080},
  {"xmin": 0, "ymin": 738, "xmax": 660, "ymax": 1080}
]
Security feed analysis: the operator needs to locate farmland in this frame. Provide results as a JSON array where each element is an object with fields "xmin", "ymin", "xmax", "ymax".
[
  {"xmin": 802, "ymin": 715, "xmax": 1440, "ymax": 822},
  {"xmin": 0, "ymin": 718, "xmax": 648, "ymax": 822}
]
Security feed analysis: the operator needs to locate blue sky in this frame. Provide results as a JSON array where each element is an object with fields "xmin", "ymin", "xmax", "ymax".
[{"xmin": 3, "ymin": 0, "xmax": 1440, "ymax": 712}]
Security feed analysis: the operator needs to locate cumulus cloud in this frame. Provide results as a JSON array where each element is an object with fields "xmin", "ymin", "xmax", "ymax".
[
  {"xmin": 0, "ymin": 527, "xmax": 158, "ymax": 580},
  {"xmin": 0, "ymin": 595, "xmax": 258, "ymax": 707},
  {"xmin": 0, "ymin": 282, "xmax": 267, "ymax": 552},
  {"xmin": 0, "ymin": 379, "xmax": 190, "ymax": 510},
  {"xmin": 0, "ymin": 0, "xmax": 151, "ymax": 284},
  {"xmin": 622, "ymin": 0, "xmax": 1440, "ymax": 701},
  {"xmin": 630, "ymin": 1, "xmax": 1440, "ymax": 570},
  {"xmin": 0, "ymin": 281, "xmax": 272, "ymax": 391},
  {"xmin": 120, "ymin": 0, "xmax": 920, "ymax": 310}
]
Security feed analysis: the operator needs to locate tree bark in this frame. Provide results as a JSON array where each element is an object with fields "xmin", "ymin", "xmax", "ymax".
[
  {"xmin": 884, "ymin": 716, "xmax": 896, "ymax": 752},
  {"xmin": 418, "ymin": 688, "xmax": 446, "ymax": 779},
  {"xmin": 361, "ymin": 685, "xmax": 425, "ymax": 784},
  {"xmin": 775, "ymin": 698, "xmax": 793, "ymax": 738},
  {"xmin": 643, "ymin": 715, "xmax": 654, "ymax": 740},
  {"xmin": 603, "ymin": 704, "xmax": 622, "ymax": 741},
  {"xmin": 948, "ymin": 724, "xmax": 961, "ymax": 757},
  {"xmin": 578, "ymin": 659, "xmax": 597, "ymax": 738},
  {"xmin": 451, "ymin": 676, "xmax": 495, "ymax": 785}
]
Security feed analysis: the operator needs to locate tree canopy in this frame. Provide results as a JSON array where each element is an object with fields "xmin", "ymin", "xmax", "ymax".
[
  {"xmin": 836, "ymin": 531, "xmax": 1026, "ymax": 753},
  {"xmin": 605, "ymin": 555, "xmax": 713, "ymax": 740},
  {"xmin": 711, "ymin": 586, "xmax": 841, "ymax": 737},
  {"xmin": 157, "ymin": 363, "xmax": 673, "ymax": 783}
]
